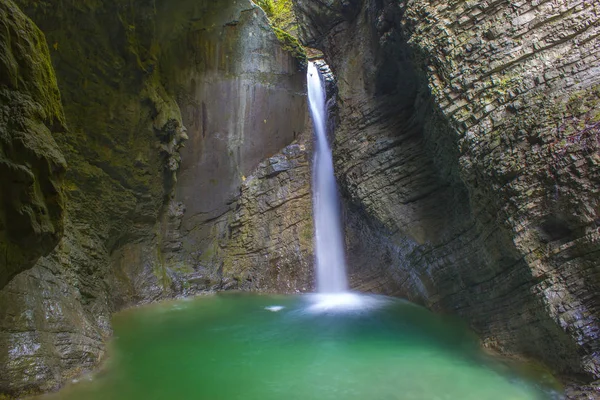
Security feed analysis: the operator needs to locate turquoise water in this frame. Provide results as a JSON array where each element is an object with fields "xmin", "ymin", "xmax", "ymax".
[{"xmin": 39, "ymin": 293, "xmax": 561, "ymax": 400}]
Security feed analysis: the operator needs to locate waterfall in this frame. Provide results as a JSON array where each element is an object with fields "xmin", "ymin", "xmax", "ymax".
[{"xmin": 307, "ymin": 62, "xmax": 348, "ymax": 294}]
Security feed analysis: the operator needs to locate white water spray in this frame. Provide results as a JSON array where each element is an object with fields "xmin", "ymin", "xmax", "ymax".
[{"xmin": 307, "ymin": 62, "xmax": 348, "ymax": 293}]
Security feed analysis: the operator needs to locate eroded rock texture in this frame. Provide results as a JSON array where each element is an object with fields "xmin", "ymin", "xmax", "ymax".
[
  {"xmin": 159, "ymin": 2, "xmax": 312, "ymax": 293},
  {"xmin": 191, "ymin": 141, "xmax": 315, "ymax": 293},
  {"xmin": 0, "ymin": 0, "xmax": 66, "ymax": 290},
  {"xmin": 0, "ymin": 0, "xmax": 311, "ymax": 395},
  {"xmin": 0, "ymin": 0, "xmax": 185, "ymax": 394},
  {"xmin": 294, "ymin": 0, "xmax": 600, "ymax": 390}
]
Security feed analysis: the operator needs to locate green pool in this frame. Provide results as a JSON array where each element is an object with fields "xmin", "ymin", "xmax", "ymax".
[{"xmin": 37, "ymin": 293, "xmax": 561, "ymax": 400}]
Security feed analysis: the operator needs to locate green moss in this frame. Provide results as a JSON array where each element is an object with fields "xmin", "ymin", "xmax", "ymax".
[
  {"xmin": 199, "ymin": 241, "xmax": 218, "ymax": 263},
  {"xmin": 298, "ymin": 222, "xmax": 313, "ymax": 248},
  {"xmin": 273, "ymin": 26, "xmax": 307, "ymax": 68},
  {"xmin": 153, "ymin": 248, "xmax": 172, "ymax": 289},
  {"xmin": 254, "ymin": 0, "xmax": 306, "ymax": 68},
  {"xmin": 300, "ymin": 223, "xmax": 312, "ymax": 241},
  {"xmin": 0, "ymin": 0, "xmax": 68, "ymax": 288},
  {"xmin": 173, "ymin": 263, "xmax": 194, "ymax": 273},
  {"xmin": 566, "ymin": 84, "xmax": 600, "ymax": 116},
  {"xmin": 255, "ymin": 0, "xmax": 274, "ymax": 18},
  {"xmin": 267, "ymin": 0, "xmax": 297, "ymax": 33}
]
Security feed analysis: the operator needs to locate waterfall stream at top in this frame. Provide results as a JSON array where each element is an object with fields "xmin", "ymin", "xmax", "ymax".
[{"xmin": 307, "ymin": 62, "xmax": 348, "ymax": 294}]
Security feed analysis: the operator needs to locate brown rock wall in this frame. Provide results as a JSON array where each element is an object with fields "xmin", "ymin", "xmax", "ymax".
[{"xmin": 192, "ymin": 141, "xmax": 315, "ymax": 293}]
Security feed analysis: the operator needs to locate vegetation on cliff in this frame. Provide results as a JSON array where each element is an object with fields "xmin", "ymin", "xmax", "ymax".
[
  {"xmin": 1, "ymin": 0, "xmax": 188, "ymax": 395},
  {"xmin": 255, "ymin": 0, "xmax": 306, "ymax": 67},
  {"xmin": 255, "ymin": 0, "xmax": 297, "ymax": 32}
]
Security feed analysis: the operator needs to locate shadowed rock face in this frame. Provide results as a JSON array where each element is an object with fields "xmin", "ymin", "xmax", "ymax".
[
  {"xmin": 294, "ymin": 0, "xmax": 600, "ymax": 388},
  {"xmin": 0, "ymin": 0, "xmax": 310, "ymax": 395},
  {"xmin": 0, "ymin": 0, "xmax": 185, "ymax": 394},
  {"xmin": 0, "ymin": 0, "xmax": 66, "ymax": 290}
]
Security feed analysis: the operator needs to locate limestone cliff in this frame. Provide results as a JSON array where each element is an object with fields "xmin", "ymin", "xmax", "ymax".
[
  {"xmin": 0, "ymin": 0, "xmax": 311, "ymax": 395},
  {"xmin": 294, "ymin": 0, "xmax": 600, "ymax": 392},
  {"xmin": 189, "ymin": 141, "xmax": 314, "ymax": 293},
  {"xmin": 155, "ymin": 1, "xmax": 313, "ymax": 293}
]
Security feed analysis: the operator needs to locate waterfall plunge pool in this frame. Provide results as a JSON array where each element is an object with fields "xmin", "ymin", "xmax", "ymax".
[{"xmin": 35, "ymin": 293, "xmax": 561, "ymax": 400}]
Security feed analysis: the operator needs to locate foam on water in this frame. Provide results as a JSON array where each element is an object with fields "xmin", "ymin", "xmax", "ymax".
[
  {"xmin": 265, "ymin": 306, "xmax": 285, "ymax": 312},
  {"xmin": 304, "ymin": 292, "xmax": 391, "ymax": 314}
]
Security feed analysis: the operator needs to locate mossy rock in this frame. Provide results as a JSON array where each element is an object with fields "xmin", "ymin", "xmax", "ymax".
[
  {"xmin": 254, "ymin": 0, "xmax": 307, "ymax": 68},
  {"xmin": 0, "ymin": 0, "xmax": 67, "ymax": 289},
  {"xmin": 273, "ymin": 26, "xmax": 307, "ymax": 69}
]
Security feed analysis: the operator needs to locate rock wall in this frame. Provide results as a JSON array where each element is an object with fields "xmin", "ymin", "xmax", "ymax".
[
  {"xmin": 197, "ymin": 141, "xmax": 314, "ymax": 293},
  {"xmin": 0, "ymin": 0, "xmax": 312, "ymax": 395},
  {"xmin": 158, "ymin": 1, "xmax": 313, "ymax": 293},
  {"xmin": 0, "ymin": 0, "xmax": 186, "ymax": 394},
  {"xmin": 0, "ymin": 0, "xmax": 66, "ymax": 290},
  {"xmin": 294, "ymin": 0, "xmax": 600, "ymax": 390}
]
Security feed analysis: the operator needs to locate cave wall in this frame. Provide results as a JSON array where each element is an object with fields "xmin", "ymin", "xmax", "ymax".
[
  {"xmin": 0, "ymin": 0, "xmax": 312, "ymax": 395},
  {"xmin": 294, "ymin": 0, "xmax": 600, "ymax": 386}
]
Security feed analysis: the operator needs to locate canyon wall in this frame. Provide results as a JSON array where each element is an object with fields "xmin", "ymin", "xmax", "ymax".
[
  {"xmin": 0, "ymin": 0, "xmax": 311, "ymax": 395},
  {"xmin": 0, "ymin": 0, "xmax": 186, "ymax": 393},
  {"xmin": 294, "ymin": 0, "xmax": 600, "ymax": 391},
  {"xmin": 157, "ymin": 1, "xmax": 314, "ymax": 293},
  {"xmin": 0, "ymin": 0, "xmax": 66, "ymax": 291},
  {"xmin": 4, "ymin": 0, "xmax": 598, "ymax": 396}
]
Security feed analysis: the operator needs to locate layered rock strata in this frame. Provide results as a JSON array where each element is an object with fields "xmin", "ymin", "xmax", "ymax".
[
  {"xmin": 178, "ymin": 141, "xmax": 315, "ymax": 293},
  {"xmin": 294, "ymin": 0, "xmax": 600, "ymax": 390}
]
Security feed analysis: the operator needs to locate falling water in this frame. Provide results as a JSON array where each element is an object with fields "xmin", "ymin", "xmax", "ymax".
[{"xmin": 307, "ymin": 62, "xmax": 348, "ymax": 293}]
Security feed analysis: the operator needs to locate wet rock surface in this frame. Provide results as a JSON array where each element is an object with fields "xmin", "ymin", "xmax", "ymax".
[
  {"xmin": 294, "ymin": 0, "xmax": 600, "ymax": 393},
  {"xmin": 2, "ymin": 0, "xmax": 598, "ymax": 396},
  {"xmin": 1, "ymin": 0, "xmax": 185, "ymax": 393}
]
